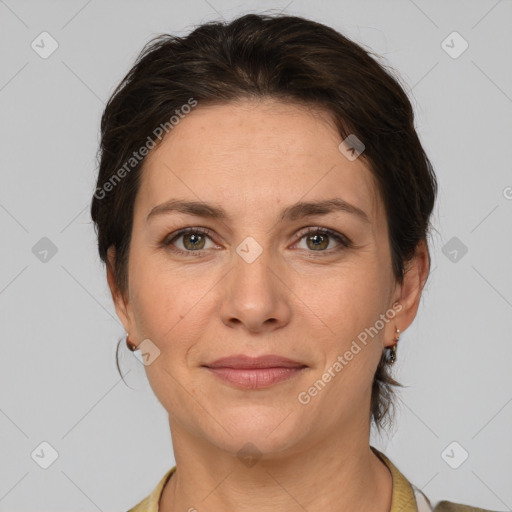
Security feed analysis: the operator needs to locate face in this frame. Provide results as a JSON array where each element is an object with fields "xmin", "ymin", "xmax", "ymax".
[{"xmin": 109, "ymin": 98, "xmax": 419, "ymax": 459}]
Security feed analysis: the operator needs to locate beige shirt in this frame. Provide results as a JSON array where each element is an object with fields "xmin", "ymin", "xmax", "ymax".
[{"xmin": 126, "ymin": 446, "xmax": 497, "ymax": 512}]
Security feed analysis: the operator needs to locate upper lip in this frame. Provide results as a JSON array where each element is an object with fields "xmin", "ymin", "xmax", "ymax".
[{"xmin": 204, "ymin": 354, "xmax": 307, "ymax": 369}]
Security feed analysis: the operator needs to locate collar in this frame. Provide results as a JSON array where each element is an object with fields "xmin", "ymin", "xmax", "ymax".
[{"xmin": 371, "ymin": 446, "xmax": 421, "ymax": 512}]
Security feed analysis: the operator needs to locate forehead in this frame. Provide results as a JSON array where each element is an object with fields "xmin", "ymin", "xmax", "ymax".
[{"xmin": 137, "ymin": 98, "xmax": 382, "ymax": 226}]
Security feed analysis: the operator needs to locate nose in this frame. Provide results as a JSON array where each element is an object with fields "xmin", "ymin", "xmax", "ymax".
[{"xmin": 219, "ymin": 247, "xmax": 292, "ymax": 334}]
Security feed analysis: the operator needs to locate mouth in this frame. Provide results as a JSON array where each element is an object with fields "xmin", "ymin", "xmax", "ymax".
[{"xmin": 202, "ymin": 354, "xmax": 308, "ymax": 390}]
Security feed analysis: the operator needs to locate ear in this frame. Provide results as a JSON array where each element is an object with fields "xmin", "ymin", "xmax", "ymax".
[
  {"xmin": 106, "ymin": 246, "xmax": 133, "ymax": 335},
  {"xmin": 387, "ymin": 239, "xmax": 430, "ymax": 346}
]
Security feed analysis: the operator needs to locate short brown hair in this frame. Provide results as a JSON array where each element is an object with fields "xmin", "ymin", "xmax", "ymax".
[{"xmin": 91, "ymin": 13, "xmax": 438, "ymax": 432}]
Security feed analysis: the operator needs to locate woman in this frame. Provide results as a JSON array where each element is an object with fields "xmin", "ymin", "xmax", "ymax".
[{"xmin": 90, "ymin": 13, "xmax": 497, "ymax": 512}]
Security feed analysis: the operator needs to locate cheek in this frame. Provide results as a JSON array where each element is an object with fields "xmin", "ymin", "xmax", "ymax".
[
  {"xmin": 298, "ymin": 263, "xmax": 386, "ymax": 332},
  {"xmin": 128, "ymin": 255, "xmax": 215, "ymax": 355},
  {"xmin": 127, "ymin": 254, "xmax": 178, "ymax": 341},
  {"xmin": 299, "ymin": 263, "xmax": 390, "ymax": 388},
  {"xmin": 303, "ymin": 270, "xmax": 387, "ymax": 400}
]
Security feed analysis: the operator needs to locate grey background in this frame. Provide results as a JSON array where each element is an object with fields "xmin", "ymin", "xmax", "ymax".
[{"xmin": 1, "ymin": 0, "xmax": 511, "ymax": 510}]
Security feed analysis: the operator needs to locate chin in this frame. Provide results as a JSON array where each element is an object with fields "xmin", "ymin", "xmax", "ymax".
[{"xmin": 205, "ymin": 410, "xmax": 308, "ymax": 460}]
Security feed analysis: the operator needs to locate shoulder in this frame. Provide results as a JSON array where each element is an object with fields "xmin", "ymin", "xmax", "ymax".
[
  {"xmin": 370, "ymin": 446, "xmax": 499, "ymax": 512},
  {"xmin": 433, "ymin": 500, "xmax": 501, "ymax": 512},
  {"xmin": 125, "ymin": 467, "xmax": 176, "ymax": 512}
]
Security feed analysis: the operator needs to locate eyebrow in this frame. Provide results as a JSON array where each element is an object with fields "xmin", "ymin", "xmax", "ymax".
[{"xmin": 146, "ymin": 198, "xmax": 370, "ymax": 224}]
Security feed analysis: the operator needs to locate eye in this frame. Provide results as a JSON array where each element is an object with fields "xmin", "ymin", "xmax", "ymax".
[
  {"xmin": 162, "ymin": 226, "xmax": 352, "ymax": 257},
  {"xmin": 293, "ymin": 227, "xmax": 351, "ymax": 253},
  {"xmin": 163, "ymin": 227, "xmax": 217, "ymax": 254}
]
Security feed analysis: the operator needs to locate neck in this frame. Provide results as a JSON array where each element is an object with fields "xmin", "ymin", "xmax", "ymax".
[{"xmin": 159, "ymin": 419, "xmax": 393, "ymax": 512}]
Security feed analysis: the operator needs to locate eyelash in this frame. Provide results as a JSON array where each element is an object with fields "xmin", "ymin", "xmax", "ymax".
[{"xmin": 162, "ymin": 226, "xmax": 352, "ymax": 257}]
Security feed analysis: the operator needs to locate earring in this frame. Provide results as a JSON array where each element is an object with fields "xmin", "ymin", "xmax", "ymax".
[
  {"xmin": 126, "ymin": 333, "xmax": 138, "ymax": 352},
  {"xmin": 385, "ymin": 328, "xmax": 400, "ymax": 365}
]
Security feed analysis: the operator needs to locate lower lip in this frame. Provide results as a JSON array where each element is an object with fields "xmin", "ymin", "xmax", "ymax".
[{"xmin": 205, "ymin": 367, "xmax": 306, "ymax": 389}]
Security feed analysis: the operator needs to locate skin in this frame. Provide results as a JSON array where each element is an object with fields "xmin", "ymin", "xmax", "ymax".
[{"xmin": 107, "ymin": 98, "xmax": 430, "ymax": 511}]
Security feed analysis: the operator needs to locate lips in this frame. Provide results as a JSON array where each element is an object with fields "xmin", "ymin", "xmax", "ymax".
[
  {"xmin": 203, "ymin": 354, "xmax": 308, "ymax": 389},
  {"xmin": 204, "ymin": 354, "xmax": 307, "ymax": 369}
]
